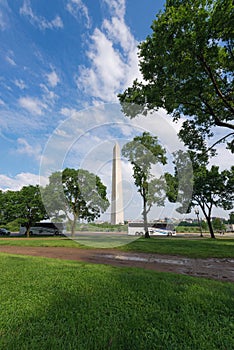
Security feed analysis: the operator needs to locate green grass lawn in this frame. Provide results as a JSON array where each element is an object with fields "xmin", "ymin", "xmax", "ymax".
[
  {"xmin": 0, "ymin": 236, "xmax": 81, "ymax": 248},
  {"xmin": 0, "ymin": 253, "xmax": 233, "ymax": 350},
  {"xmin": 121, "ymin": 237, "xmax": 234, "ymax": 258},
  {"xmin": 0, "ymin": 236, "xmax": 234, "ymax": 258}
]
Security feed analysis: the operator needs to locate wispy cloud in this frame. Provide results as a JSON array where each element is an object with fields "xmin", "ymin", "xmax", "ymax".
[
  {"xmin": 14, "ymin": 79, "xmax": 27, "ymax": 90},
  {"xmin": 76, "ymin": 28, "xmax": 126, "ymax": 101},
  {"xmin": 40, "ymin": 84, "xmax": 57, "ymax": 105},
  {"xmin": 0, "ymin": 109, "xmax": 44, "ymax": 135},
  {"xmin": 0, "ymin": 0, "xmax": 11, "ymax": 30},
  {"xmin": 209, "ymin": 143, "xmax": 234, "ymax": 171},
  {"xmin": 66, "ymin": 0, "xmax": 91, "ymax": 28},
  {"xmin": 5, "ymin": 55, "xmax": 16, "ymax": 66},
  {"xmin": 103, "ymin": 0, "xmax": 125, "ymax": 18},
  {"xmin": 60, "ymin": 107, "xmax": 78, "ymax": 118},
  {"xmin": 20, "ymin": 0, "xmax": 63, "ymax": 31},
  {"xmin": 18, "ymin": 96, "xmax": 47, "ymax": 115},
  {"xmin": 76, "ymin": 0, "xmax": 141, "ymax": 103},
  {"xmin": 16, "ymin": 138, "xmax": 42, "ymax": 161},
  {"xmin": 46, "ymin": 70, "xmax": 60, "ymax": 87},
  {"xmin": 0, "ymin": 9, "xmax": 7, "ymax": 30},
  {"xmin": 0, "ymin": 172, "xmax": 48, "ymax": 191}
]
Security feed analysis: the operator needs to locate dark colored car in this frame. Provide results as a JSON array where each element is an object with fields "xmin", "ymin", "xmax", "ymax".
[{"xmin": 0, "ymin": 228, "xmax": 11, "ymax": 236}]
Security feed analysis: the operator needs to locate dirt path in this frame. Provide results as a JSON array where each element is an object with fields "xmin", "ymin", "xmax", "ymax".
[{"xmin": 0, "ymin": 246, "xmax": 233, "ymax": 282}]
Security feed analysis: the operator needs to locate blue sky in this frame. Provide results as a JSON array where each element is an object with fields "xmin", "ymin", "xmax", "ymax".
[
  {"xmin": 0, "ymin": 0, "xmax": 232, "ymax": 220},
  {"xmin": 0, "ymin": 0, "xmax": 164, "ymax": 185}
]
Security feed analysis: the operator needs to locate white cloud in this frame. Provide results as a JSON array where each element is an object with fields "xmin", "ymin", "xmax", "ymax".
[
  {"xmin": 40, "ymin": 84, "xmax": 57, "ymax": 105},
  {"xmin": 54, "ymin": 129, "xmax": 70, "ymax": 138},
  {"xmin": 20, "ymin": 0, "xmax": 63, "ymax": 31},
  {"xmin": 0, "ymin": 172, "xmax": 48, "ymax": 191},
  {"xmin": 5, "ymin": 55, "xmax": 16, "ymax": 66},
  {"xmin": 209, "ymin": 143, "xmax": 233, "ymax": 171},
  {"xmin": 0, "ymin": 0, "xmax": 11, "ymax": 30},
  {"xmin": 18, "ymin": 96, "xmax": 47, "ymax": 115},
  {"xmin": 50, "ymin": 15, "xmax": 63, "ymax": 29},
  {"xmin": 16, "ymin": 138, "xmax": 42, "ymax": 161},
  {"xmin": 77, "ymin": 29, "xmax": 126, "ymax": 101},
  {"xmin": 103, "ymin": 0, "xmax": 125, "ymax": 19},
  {"xmin": 39, "ymin": 103, "xmax": 232, "ymax": 220},
  {"xmin": 0, "ymin": 108, "xmax": 45, "ymax": 136},
  {"xmin": 46, "ymin": 71, "xmax": 60, "ymax": 87},
  {"xmin": 0, "ymin": 10, "xmax": 6, "ymax": 30},
  {"xmin": 60, "ymin": 107, "xmax": 78, "ymax": 117},
  {"xmin": 0, "ymin": 98, "xmax": 5, "ymax": 105},
  {"xmin": 76, "ymin": 0, "xmax": 141, "ymax": 103},
  {"xmin": 66, "ymin": 0, "xmax": 91, "ymax": 28},
  {"xmin": 102, "ymin": 16, "xmax": 136, "ymax": 53},
  {"xmin": 14, "ymin": 79, "xmax": 27, "ymax": 90}
]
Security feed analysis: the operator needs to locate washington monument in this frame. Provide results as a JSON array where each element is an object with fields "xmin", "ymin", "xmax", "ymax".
[{"xmin": 111, "ymin": 142, "xmax": 124, "ymax": 225}]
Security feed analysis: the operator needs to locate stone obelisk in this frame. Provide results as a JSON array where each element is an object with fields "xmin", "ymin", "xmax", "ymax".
[{"xmin": 111, "ymin": 142, "xmax": 124, "ymax": 225}]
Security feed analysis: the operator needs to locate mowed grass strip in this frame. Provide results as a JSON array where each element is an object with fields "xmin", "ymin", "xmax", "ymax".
[
  {"xmin": 0, "ymin": 237, "xmax": 82, "ymax": 248},
  {"xmin": 0, "ymin": 236, "xmax": 234, "ymax": 258},
  {"xmin": 121, "ymin": 237, "xmax": 234, "ymax": 258},
  {"xmin": 0, "ymin": 254, "xmax": 233, "ymax": 350}
]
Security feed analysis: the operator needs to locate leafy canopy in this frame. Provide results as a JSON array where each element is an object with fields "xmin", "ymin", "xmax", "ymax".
[
  {"xmin": 62, "ymin": 168, "xmax": 109, "ymax": 223},
  {"xmin": 122, "ymin": 132, "xmax": 167, "ymax": 238},
  {"xmin": 17, "ymin": 185, "xmax": 47, "ymax": 236},
  {"xmin": 119, "ymin": 0, "xmax": 234, "ymax": 149},
  {"xmin": 166, "ymin": 151, "xmax": 234, "ymax": 238},
  {"xmin": 42, "ymin": 168, "xmax": 110, "ymax": 236}
]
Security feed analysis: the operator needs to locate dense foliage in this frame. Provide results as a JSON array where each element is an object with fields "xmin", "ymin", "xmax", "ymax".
[
  {"xmin": 166, "ymin": 156, "xmax": 234, "ymax": 238},
  {"xmin": 0, "ymin": 185, "xmax": 47, "ymax": 237},
  {"xmin": 42, "ymin": 168, "xmax": 109, "ymax": 236},
  {"xmin": 0, "ymin": 169, "xmax": 109, "ymax": 236},
  {"xmin": 118, "ymin": 0, "xmax": 234, "ymax": 152},
  {"xmin": 122, "ymin": 132, "xmax": 167, "ymax": 238}
]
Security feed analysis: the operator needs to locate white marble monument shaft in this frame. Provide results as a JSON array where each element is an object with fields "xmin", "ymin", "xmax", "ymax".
[{"xmin": 111, "ymin": 143, "xmax": 124, "ymax": 225}]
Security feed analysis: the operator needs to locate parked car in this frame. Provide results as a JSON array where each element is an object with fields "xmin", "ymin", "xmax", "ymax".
[{"xmin": 0, "ymin": 228, "xmax": 11, "ymax": 236}]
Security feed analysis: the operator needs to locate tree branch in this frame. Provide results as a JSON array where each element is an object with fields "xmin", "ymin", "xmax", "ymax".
[
  {"xmin": 205, "ymin": 132, "xmax": 234, "ymax": 153},
  {"xmin": 200, "ymin": 95, "xmax": 234, "ymax": 130},
  {"xmin": 199, "ymin": 54, "xmax": 234, "ymax": 114}
]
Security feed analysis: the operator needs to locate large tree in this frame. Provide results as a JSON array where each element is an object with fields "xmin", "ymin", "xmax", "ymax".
[
  {"xmin": 16, "ymin": 185, "xmax": 48, "ymax": 237},
  {"xmin": 118, "ymin": 0, "xmax": 234, "ymax": 151},
  {"xmin": 0, "ymin": 190, "xmax": 19, "ymax": 225},
  {"xmin": 212, "ymin": 217, "xmax": 225, "ymax": 233},
  {"xmin": 43, "ymin": 168, "xmax": 109, "ymax": 236},
  {"xmin": 166, "ymin": 155, "xmax": 234, "ymax": 238},
  {"xmin": 229, "ymin": 212, "xmax": 234, "ymax": 224},
  {"xmin": 122, "ymin": 132, "xmax": 167, "ymax": 238},
  {"xmin": 41, "ymin": 171, "xmax": 67, "ymax": 222},
  {"xmin": 189, "ymin": 166, "xmax": 233, "ymax": 238},
  {"xmin": 0, "ymin": 187, "xmax": 47, "ymax": 235}
]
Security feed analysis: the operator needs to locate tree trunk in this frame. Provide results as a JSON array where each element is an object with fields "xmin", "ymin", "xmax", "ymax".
[
  {"xmin": 198, "ymin": 203, "xmax": 216, "ymax": 239},
  {"xmin": 71, "ymin": 218, "xmax": 77, "ymax": 237},
  {"xmin": 26, "ymin": 228, "xmax": 30, "ymax": 238},
  {"xmin": 143, "ymin": 196, "xmax": 150, "ymax": 239},
  {"xmin": 25, "ymin": 223, "xmax": 31, "ymax": 238},
  {"xmin": 206, "ymin": 216, "xmax": 216, "ymax": 239}
]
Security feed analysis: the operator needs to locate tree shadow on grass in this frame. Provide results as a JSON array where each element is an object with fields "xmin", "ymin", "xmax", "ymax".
[{"xmin": 0, "ymin": 255, "xmax": 233, "ymax": 350}]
